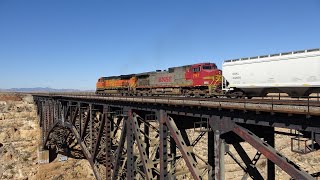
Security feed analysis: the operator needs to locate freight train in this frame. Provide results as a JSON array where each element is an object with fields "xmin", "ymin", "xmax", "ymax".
[
  {"xmin": 96, "ymin": 63, "xmax": 222, "ymax": 97},
  {"xmin": 96, "ymin": 48, "xmax": 320, "ymax": 98}
]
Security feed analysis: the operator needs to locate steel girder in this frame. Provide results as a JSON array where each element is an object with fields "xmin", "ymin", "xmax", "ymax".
[
  {"xmin": 126, "ymin": 108, "xmax": 134, "ymax": 179},
  {"xmin": 111, "ymin": 116, "xmax": 127, "ymax": 179},
  {"xmin": 166, "ymin": 116, "xmax": 202, "ymax": 179},
  {"xmin": 159, "ymin": 109, "xmax": 169, "ymax": 179},
  {"xmin": 131, "ymin": 114, "xmax": 154, "ymax": 179},
  {"xmin": 35, "ymin": 99, "xmax": 111, "ymax": 179},
  {"xmin": 208, "ymin": 116, "xmax": 315, "ymax": 180},
  {"xmin": 232, "ymin": 142, "xmax": 263, "ymax": 179}
]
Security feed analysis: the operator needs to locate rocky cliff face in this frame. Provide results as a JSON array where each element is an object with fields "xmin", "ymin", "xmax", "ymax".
[
  {"xmin": 0, "ymin": 93, "xmax": 94, "ymax": 180},
  {"xmin": 0, "ymin": 93, "xmax": 40, "ymax": 179}
]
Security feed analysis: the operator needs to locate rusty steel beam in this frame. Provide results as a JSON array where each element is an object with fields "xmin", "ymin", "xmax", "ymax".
[
  {"xmin": 92, "ymin": 113, "xmax": 106, "ymax": 162},
  {"xmin": 71, "ymin": 106, "xmax": 79, "ymax": 125},
  {"xmin": 232, "ymin": 125, "xmax": 314, "ymax": 179},
  {"xmin": 166, "ymin": 116, "xmax": 202, "ymax": 180},
  {"xmin": 214, "ymin": 130, "xmax": 221, "ymax": 180},
  {"xmin": 48, "ymin": 101, "xmax": 52, "ymax": 128},
  {"xmin": 45, "ymin": 101, "xmax": 49, "ymax": 134},
  {"xmin": 42, "ymin": 101, "xmax": 60, "ymax": 149},
  {"xmin": 89, "ymin": 104, "xmax": 93, "ymax": 152},
  {"xmin": 180, "ymin": 129, "xmax": 198, "ymax": 163},
  {"xmin": 65, "ymin": 121, "xmax": 101, "ymax": 180},
  {"xmin": 64, "ymin": 102, "xmax": 70, "ymax": 124},
  {"xmin": 226, "ymin": 151, "xmax": 246, "ymax": 172},
  {"xmin": 81, "ymin": 108, "xmax": 90, "ymax": 139},
  {"xmin": 126, "ymin": 108, "xmax": 134, "ymax": 180},
  {"xmin": 112, "ymin": 117, "xmax": 127, "ymax": 180},
  {"xmin": 241, "ymin": 150, "xmax": 263, "ymax": 180},
  {"xmin": 77, "ymin": 102, "xmax": 81, "ymax": 134},
  {"xmin": 265, "ymin": 129, "xmax": 275, "ymax": 180},
  {"xmin": 112, "ymin": 116, "xmax": 122, "ymax": 140},
  {"xmin": 191, "ymin": 131, "xmax": 206, "ymax": 147},
  {"xmin": 232, "ymin": 142, "xmax": 263, "ymax": 179},
  {"xmin": 53, "ymin": 101, "xmax": 58, "ymax": 124},
  {"xmin": 132, "ymin": 114, "xmax": 154, "ymax": 179},
  {"xmin": 208, "ymin": 116, "xmax": 315, "ymax": 180},
  {"xmin": 170, "ymin": 136, "xmax": 176, "ymax": 180},
  {"xmin": 69, "ymin": 104, "xmax": 73, "ymax": 124},
  {"xmin": 60, "ymin": 102, "xmax": 103, "ymax": 179},
  {"xmin": 52, "ymin": 102, "xmax": 102, "ymax": 180},
  {"xmin": 43, "ymin": 120, "xmax": 59, "ymax": 149},
  {"xmin": 61, "ymin": 103, "xmax": 69, "ymax": 127},
  {"xmin": 159, "ymin": 110, "xmax": 168, "ymax": 180},
  {"xmin": 104, "ymin": 105, "xmax": 112, "ymax": 180},
  {"xmin": 208, "ymin": 131, "xmax": 214, "ymax": 180},
  {"xmin": 144, "ymin": 123, "xmax": 150, "ymax": 157},
  {"xmin": 41, "ymin": 101, "xmax": 47, "ymax": 149}
]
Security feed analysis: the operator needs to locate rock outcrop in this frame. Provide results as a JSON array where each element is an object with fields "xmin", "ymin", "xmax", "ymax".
[{"xmin": 0, "ymin": 93, "xmax": 94, "ymax": 180}]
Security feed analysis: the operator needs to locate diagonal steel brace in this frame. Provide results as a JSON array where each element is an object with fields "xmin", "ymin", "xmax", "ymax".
[
  {"xmin": 131, "ymin": 114, "xmax": 155, "ymax": 180},
  {"xmin": 166, "ymin": 116, "xmax": 202, "ymax": 180},
  {"xmin": 208, "ymin": 116, "xmax": 315, "ymax": 180}
]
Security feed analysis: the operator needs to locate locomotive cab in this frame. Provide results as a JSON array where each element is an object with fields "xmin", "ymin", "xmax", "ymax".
[
  {"xmin": 185, "ymin": 63, "xmax": 222, "ymax": 95},
  {"xmin": 186, "ymin": 63, "xmax": 221, "ymax": 84}
]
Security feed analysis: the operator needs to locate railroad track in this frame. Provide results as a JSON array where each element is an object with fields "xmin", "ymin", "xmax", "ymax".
[{"xmin": 30, "ymin": 92, "xmax": 320, "ymax": 107}]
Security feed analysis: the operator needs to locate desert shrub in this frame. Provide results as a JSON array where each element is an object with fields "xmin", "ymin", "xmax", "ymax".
[
  {"xmin": 7, "ymin": 103, "xmax": 16, "ymax": 111},
  {"xmin": 5, "ymin": 164, "xmax": 14, "ymax": 170},
  {"xmin": 52, "ymin": 174, "xmax": 63, "ymax": 180},
  {"xmin": 22, "ymin": 157, "xmax": 29, "ymax": 162},
  {"xmin": 0, "ymin": 105, "xmax": 6, "ymax": 112}
]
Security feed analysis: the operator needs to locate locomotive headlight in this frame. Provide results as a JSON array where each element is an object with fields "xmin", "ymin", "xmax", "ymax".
[{"xmin": 204, "ymin": 81, "xmax": 209, "ymax": 85}]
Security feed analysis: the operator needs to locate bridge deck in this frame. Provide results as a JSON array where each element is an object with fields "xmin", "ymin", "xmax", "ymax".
[{"xmin": 34, "ymin": 93, "xmax": 320, "ymax": 116}]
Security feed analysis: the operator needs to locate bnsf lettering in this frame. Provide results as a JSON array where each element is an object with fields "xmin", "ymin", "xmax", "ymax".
[{"xmin": 158, "ymin": 76, "xmax": 172, "ymax": 82}]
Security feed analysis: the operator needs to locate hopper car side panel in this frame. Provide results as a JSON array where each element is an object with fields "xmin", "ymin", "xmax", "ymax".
[{"xmin": 223, "ymin": 49, "xmax": 320, "ymax": 97}]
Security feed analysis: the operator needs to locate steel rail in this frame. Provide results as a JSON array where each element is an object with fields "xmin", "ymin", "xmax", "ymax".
[{"xmin": 33, "ymin": 93, "xmax": 320, "ymax": 116}]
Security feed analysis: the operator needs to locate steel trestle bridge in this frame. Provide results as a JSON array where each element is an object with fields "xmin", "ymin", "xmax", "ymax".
[{"xmin": 33, "ymin": 93, "xmax": 320, "ymax": 180}]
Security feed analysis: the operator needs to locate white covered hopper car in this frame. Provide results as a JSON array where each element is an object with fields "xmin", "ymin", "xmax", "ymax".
[{"xmin": 222, "ymin": 48, "xmax": 320, "ymax": 97}]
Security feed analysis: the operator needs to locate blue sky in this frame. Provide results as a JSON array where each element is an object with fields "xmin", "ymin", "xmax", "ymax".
[{"xmin": 0, "ymin": 0, "xmax": 319, "ymax": 90}]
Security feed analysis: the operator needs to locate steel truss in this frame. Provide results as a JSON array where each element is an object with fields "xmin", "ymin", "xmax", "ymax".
[{"xmin": 34, "ymin": 96, "xmax": 320, "ymax": 180}]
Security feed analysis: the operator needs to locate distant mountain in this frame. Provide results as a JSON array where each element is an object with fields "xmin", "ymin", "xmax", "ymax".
[{"xmin": 0, "ymin": 87, "xmax": 94, "ymax": 92}]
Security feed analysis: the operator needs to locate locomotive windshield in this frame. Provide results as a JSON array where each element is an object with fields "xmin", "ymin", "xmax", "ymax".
[
  {"xmin": 203, "ymin": 64, "xmax": 217, "ymax": 70},
  {"xmin": 203, "ymin": 66, "xmax": 212, "ymax": 70},
  {"xmin": 193, "ymin": 67, "xmax": 201, "ymax": 72}
]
